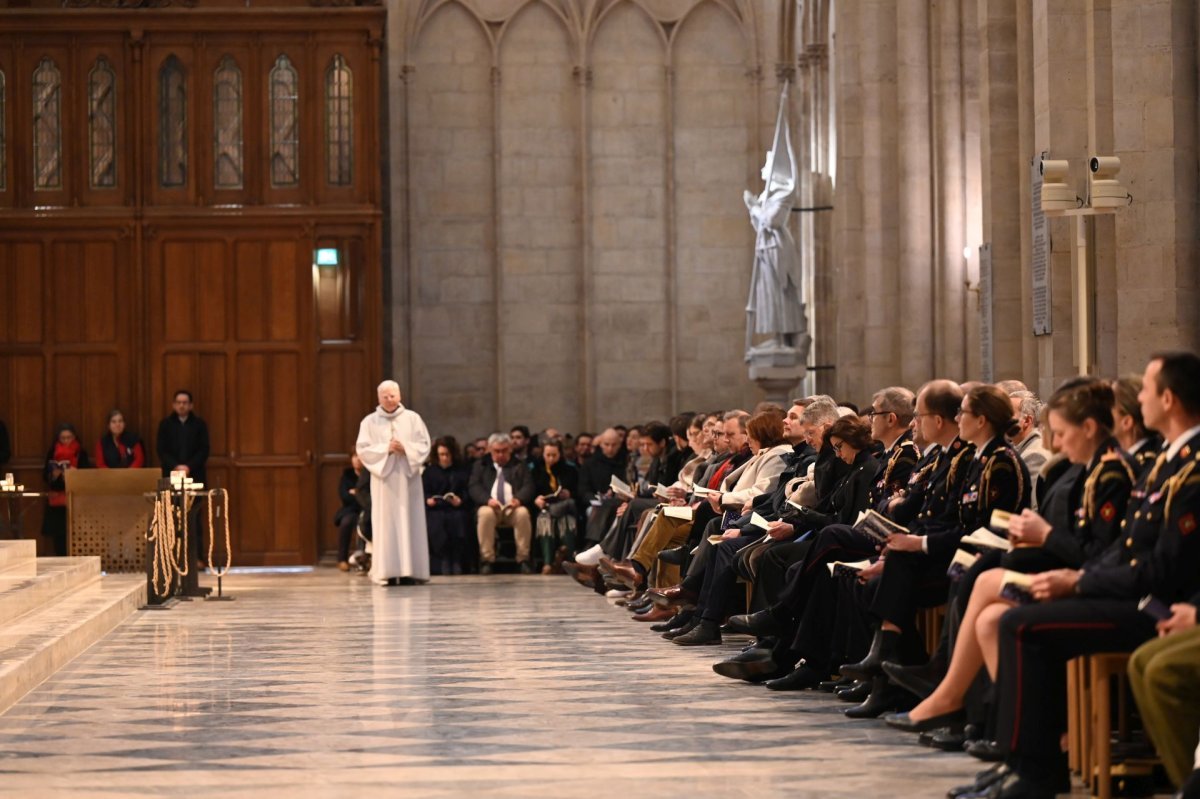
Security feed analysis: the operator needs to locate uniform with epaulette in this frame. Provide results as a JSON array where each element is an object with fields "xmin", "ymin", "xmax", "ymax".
[
  {"xmin": 1129, "ymin": 431, "xmax": 1165, "ymax": 480},
  {"xmin": 869, "ymin": 431, "xmax": 922, "ymax": 508},
  {"xmin": 992, "ymin": 428, "xmax": 1200, "ymax": 792},
  {"xmin": 861, "ymin": 437, "xmax": 1030, "ymax": 644}
]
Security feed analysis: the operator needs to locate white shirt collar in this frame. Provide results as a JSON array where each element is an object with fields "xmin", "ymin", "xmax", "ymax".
[
  {"xmin": 1127, "ymin": 436, "xmax": 1152, "ymax": 455},
  {"xmin": 1165, "ymin": 424, "xmax": 1200, "ymax": 462}
]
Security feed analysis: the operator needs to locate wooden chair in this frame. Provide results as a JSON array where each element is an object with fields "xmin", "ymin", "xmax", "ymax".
[{"xmin": 1067, "ymin": 652, "xmax": 1135, "ymax": 799}]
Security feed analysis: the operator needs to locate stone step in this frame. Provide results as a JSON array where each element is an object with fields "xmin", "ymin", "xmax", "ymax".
[
  {"xmin": 0, "ymin": 557, "xmax": 103, "ymax": 628},
  {"xmin": 0, "ymin": 540, "xmax": 37, "ymax": 574},
  {"xmin": 0, "ymin": 573, "xmax": 145, "ymax": 716}
]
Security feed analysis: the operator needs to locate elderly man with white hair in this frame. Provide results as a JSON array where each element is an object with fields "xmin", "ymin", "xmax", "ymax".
[{"xmin": 355, "ymin": 380, "xmax": 432, "ymax": 585}]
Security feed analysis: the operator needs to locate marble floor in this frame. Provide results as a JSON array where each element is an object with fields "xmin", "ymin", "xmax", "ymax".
[{"xmin": 0, "ymin": 571, "xmax": 1008, "ymax": 798}]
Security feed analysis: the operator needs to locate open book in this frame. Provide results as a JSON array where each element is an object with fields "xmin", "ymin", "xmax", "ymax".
[
  {"xmin": 537, "ymin": 488, "xmax": 564, "ymax": 503},
  {"xmin": 990, "ymin": 509, "xmax": 1013, "ymax": 532},
  {"xmin": 609, "ymin": 475, "xmax": 635, "ymax": 501},
  {"xmin": 960, "ymin": 527, "xmax": 1013, "ymax": 552},
  {"xmin": 826, "ymin": 559, "xmax": 872, "ymax": 579},
  {"xmin": 947, "ymin": 548, "xmax": 981, "ymax": 580},
  {"xmin": 435, "ymin": 492, "xmax": 459, "ymax": 502},
  {"xmin": 691, "ymin": 485, "xmax": 718, "ymax": 497},
  {"xmin": 747, "ymin": 512, "xmax": 771, "ymax": 531},
  {"xmin": 852, "ymin": 509, "xmax": 910, "ymax": 543},
  {"xmin": 654, "ymin": 483, "xmax": 674, "ymax": 499},
  {"xmin": 999, "ymin": 570, "xmax": 1035, "ymax": 604},
  {"xmin": 663, "ymin": 505, "xmax": 693, "ymax": 521}
]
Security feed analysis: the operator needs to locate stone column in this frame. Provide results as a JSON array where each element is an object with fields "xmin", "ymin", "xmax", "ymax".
[
  {"xmin": 1110, "ymin": 0, "xmax": 1199, "ymax": 367},
  {"xmin": 1031, "ymin": 0, "xmax": 1090, "ymax": 396},
  {"xmin": 977, "ymin": 0, "xmax": 1025, "ymax": 380}
]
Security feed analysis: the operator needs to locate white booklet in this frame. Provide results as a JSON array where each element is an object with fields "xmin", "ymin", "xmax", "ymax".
[
  {"xmin": 960, "ymin": 527, "xmax": 1013, "ymax": 552},
  {"xmin": 609, "ymin": 475, "xmax": 635, "ymax": 501},
  {"xmin": 663, "ymin": 505, "xmax": 693, "ymax": 521}
]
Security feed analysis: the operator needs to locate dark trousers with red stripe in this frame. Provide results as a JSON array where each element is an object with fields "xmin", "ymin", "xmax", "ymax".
[{"xmin": 995, "ymin": 599, "xmax": 1156, "ymax": 779}]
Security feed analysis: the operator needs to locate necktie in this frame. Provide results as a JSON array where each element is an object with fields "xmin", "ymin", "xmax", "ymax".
[{"xmin": 497, "ymin": 468, "xmax": 508, "ymax": 504}]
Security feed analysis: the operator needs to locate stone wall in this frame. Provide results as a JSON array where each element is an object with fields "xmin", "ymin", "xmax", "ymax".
[{"xmin": 387, "ymin": 0, "xmax": 803, "ymax": 439}]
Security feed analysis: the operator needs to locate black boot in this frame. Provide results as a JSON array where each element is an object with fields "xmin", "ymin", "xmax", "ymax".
[
  {"xmin": 840, "ymin": 627, "xmax": 900, "ymax": 680},
  {"xmin": 844, "ymin": 675, "xmax": 915, "ymax": 719}
]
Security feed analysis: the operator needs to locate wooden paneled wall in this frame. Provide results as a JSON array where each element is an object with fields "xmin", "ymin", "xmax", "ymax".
[{"xmin": 0, "ymin": 7, "xmax": 384, "ymax": 565}]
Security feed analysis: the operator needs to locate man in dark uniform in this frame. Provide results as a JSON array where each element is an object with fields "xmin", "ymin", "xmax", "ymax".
[
  {"xmin": 952, "ymin": 352, "xmax": 1200, "ymax": 799},
  {"xmin": 156, "ymin": 389, "xmax": 211, "ymax": 567}
]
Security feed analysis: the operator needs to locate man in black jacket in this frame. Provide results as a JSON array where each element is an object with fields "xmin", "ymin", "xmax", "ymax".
[
  {"xmin": 156, "ymin": 390, "xmax": 210, "ymax": 484},
  {"xmin": 469, "ymin": 432, "xmax": 536, "ymax": 574},
  {"xmin": 156, "ymin": 389, "xmax": 211, "ymax": 568}
]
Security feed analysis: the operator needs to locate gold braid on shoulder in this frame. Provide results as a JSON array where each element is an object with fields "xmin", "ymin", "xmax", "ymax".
[
  {"xmin": 1083, "ymin": 453, "xmax": 1135, "ymax": 522},
  {"xmin": 980, "ymin": 448, "xmax": 1024, "ymax": 513},
  {"xmin": 1164, "ymin": 455, "xmax": 1200, "ymax": 521}
]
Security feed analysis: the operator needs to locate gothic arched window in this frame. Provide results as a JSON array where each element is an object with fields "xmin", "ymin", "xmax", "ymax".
[
  {"xmin": 324, "ymin": 53, "xmax": 353, "ymax": 186},
  {"xmin": 213, "ymin": 55, "xmax": 243, "ymax": 189},
  {"xmin": 88, "ymin": 56, "xmax": 117, "ymax": 189},
  {"xmin": 158, "ymin": 55, "xmax": 187, "ymax": 188},
  {"xmin": 32, "ymin": 57, "xmax": 62, "ymax": 191},
  {"xmin": 269, "ymin": 54, "xmax": 299, "ymax": 188}
]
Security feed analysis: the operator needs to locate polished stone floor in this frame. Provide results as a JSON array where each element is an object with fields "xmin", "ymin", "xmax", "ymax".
[{"xmin": 0, "ymin": 571, "xmax": 1003, "ymax": 798}]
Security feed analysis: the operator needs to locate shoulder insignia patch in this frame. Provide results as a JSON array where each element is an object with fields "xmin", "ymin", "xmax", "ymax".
[
  {"xmin": 1181, "ymin": 513, "xmax": 1197, "ymax": 537},
  {"xmin": 1099, "ymin": 501, "xmax": 1116, "ymax": 522}
]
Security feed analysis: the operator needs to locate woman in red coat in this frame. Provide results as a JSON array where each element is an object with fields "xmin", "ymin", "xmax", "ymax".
[
  {"xmin": 94, "ymin": 409, "xmax": 146, "ymax": 469},
  {"xmin": 43, "ymin": 423, "xmax": 90, "ymax": 555}
]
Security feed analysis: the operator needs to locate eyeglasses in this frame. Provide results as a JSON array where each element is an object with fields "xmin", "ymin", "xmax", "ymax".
[
  {"xmin": 955, "ymin": 408, "xmax": 976, "ymax": 419},
  {"xmin": 830, "ymin": 441, "xmax": 845, "ymax": 452}
]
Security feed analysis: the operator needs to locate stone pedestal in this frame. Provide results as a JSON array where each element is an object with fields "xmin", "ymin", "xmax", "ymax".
[{"xmin": 748, "ymin": 338, "xmax": 810, "ymax": 405}]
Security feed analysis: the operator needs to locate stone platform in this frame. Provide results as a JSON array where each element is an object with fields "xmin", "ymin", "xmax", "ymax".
[{"xmin": 0, "ymin": 540, "xmax": 145, "ymax": 716}]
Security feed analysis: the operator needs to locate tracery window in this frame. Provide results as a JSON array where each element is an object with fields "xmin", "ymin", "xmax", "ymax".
[
  {"xmin": 213, "ymin": 55, "xmax": 243, "ymax": 189},
  {"xmin": 324, "ymin": 53, "xmax": 353, "ymax": 186},
  {"xmin": 269, "ymin": 54, "xmax": 299, "ymax": 188},
  {"xmin": 158, "ymin": 55, "xmax": 187, "ymax": 188},
  {"xmin": 88, "ymin": 57, "xmax": 117, "ymax": 189},
  {"xmin": 32, "ymin": 57, "xmax": 62, "ymax": 191}
]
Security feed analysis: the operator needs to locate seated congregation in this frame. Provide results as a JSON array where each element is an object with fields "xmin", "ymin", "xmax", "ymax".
[{"xmin": 551, "ymin": 352, "xmax": 1200, "ymax": 799}]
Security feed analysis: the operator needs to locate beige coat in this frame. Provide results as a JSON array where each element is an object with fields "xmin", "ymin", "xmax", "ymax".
[{"xmin": 719, "ymin": 443, "xmax": 793, "ymax": 507}]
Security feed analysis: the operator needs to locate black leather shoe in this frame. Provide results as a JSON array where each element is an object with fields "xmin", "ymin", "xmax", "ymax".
[
  {"xmin": 520, "ymin": 560, "xmax": 533, "ymax": 575},
  {"xmin": 883, "ymin": 708, "xmax": 966, "ymax": 733},
  {"xmin": 663, "ymin": 618, "xmax": 699, "ymax": 640},
  {"xmin": 929, "ymin": 728, "xmax": 966, "ymax": 751},
  {"xmin": 964, "ymin": 739, "xmax": 1003, "ymax": 762},
  {"xmin": 764, "ymin": 663, "xmax": 824, "ymax": 691},
  {"xmin": 836, "ymin": 680, "xmax": 871, "ymax": 703},
  {"xmin": 479, "ymin": 562, "xmax": 493, "ymax": 575},
  {"xmin": 818, "ymin": 676, "xmax": 855, "ymax": 692},
  {"xmin": 672, "ymin": 619, "xmax": 722, "ymax": 646},
  {"xmin": 959, "ymin": 769, "xmax": 1055, "ymax": 799},
  {"xmin": 651, "ymin": 609, "xmax": 693, "ymax": 633},
  {"xmin": 658, "ymin": 546, "xmax": 687, "ymax": 566},
  {"xmin": 844, "ymin": 676, "xmax": 914, "ymax": 719},
  {"xmin": 947, "ymin": 764, "xmax": 1008, "ymax": 799},
  {"xmin": 882, "ymin": 658, "xmax": 943, "ymax": 700},
  {"xmin": 721, "ymin": 609, "xmax": 781, "ymax": 637},
  {"xmin": 712, "ymin": 647, "xmax": 778, "ymax": 681}
]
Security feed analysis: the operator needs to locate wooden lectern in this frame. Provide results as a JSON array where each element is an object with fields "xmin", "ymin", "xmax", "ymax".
[{"xmin": 65, "ymin": 469, "xmax": 161, "ymax": 572}]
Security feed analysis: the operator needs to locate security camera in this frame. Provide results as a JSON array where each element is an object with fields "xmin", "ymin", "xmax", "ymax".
[
  {"xmin": 1040, "ymin": 157, "xmax": 1076, "ymax": 211},
  {"xmin": 1088, "ymin": 156, "xmax": 1126, "ymax": 208}
]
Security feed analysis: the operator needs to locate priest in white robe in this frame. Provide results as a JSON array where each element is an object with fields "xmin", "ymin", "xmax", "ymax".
[{"xmin": 355, "ymin": 381, "xmax": 431, "ymax": 585}]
